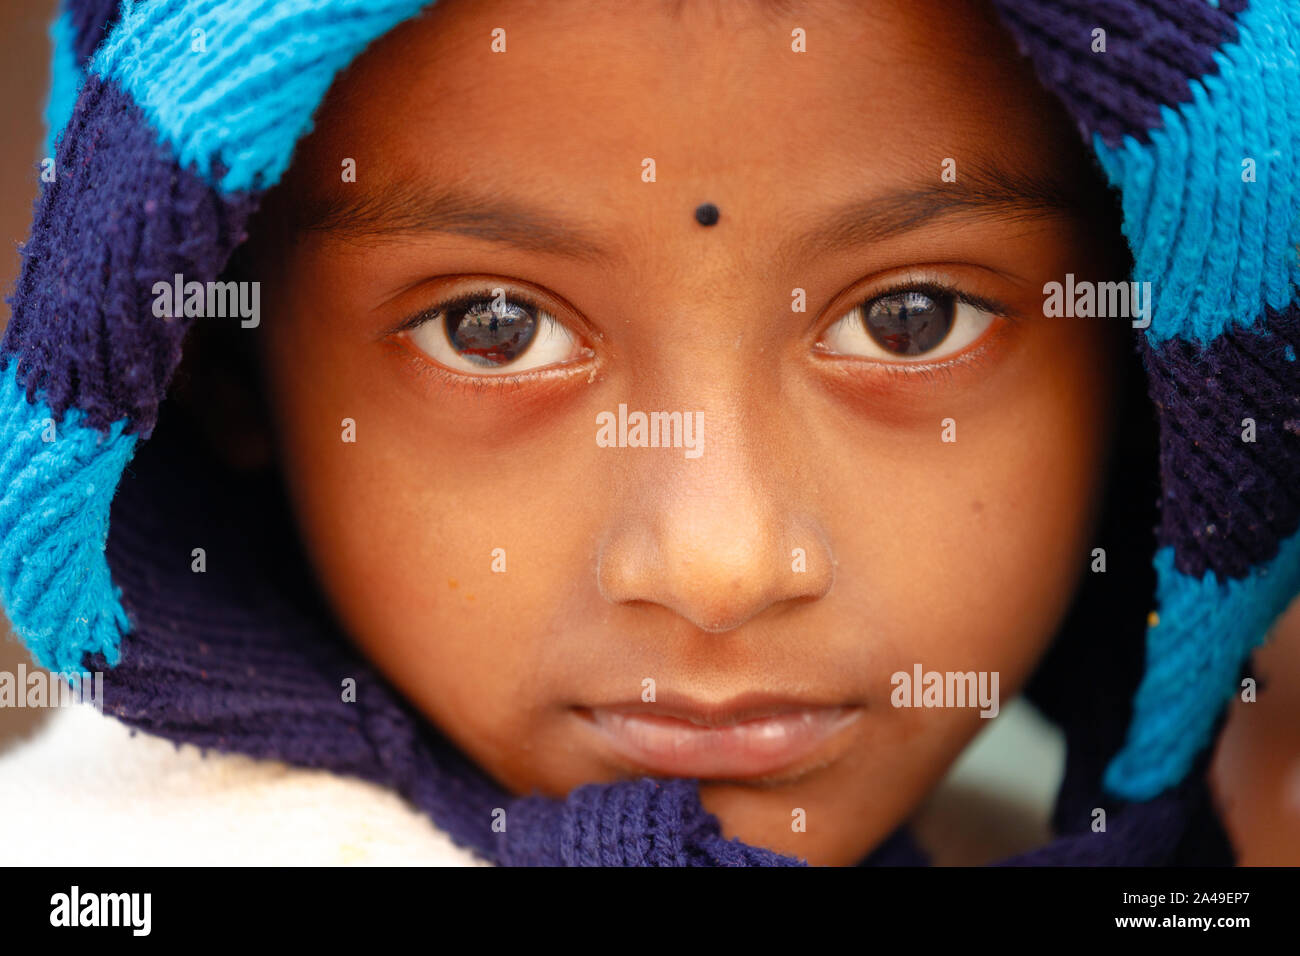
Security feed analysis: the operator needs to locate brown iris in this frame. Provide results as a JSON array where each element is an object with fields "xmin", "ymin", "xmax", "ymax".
[
  {"xmin": 861, "ymin": 291, "xmax": 955, "ymax": 356},
  {"xmin": 445, "ymin": 298, "xmax": 539, "ymax": 367}
]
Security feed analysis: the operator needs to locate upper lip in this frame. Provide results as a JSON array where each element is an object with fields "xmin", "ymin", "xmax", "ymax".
[{"xmin": 581, "ymin": 691, "xmax": 853, "ymax": 728}]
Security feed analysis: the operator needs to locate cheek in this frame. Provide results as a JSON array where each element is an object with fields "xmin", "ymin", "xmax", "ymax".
[
  {"xmin": 814, "ymin": 312, "xmax": 1118, "ymax": 702},
  {"xmin": 717, "ymin": 315, "xmax": 1121, "ymax": 849},
  {"xmin": 257, "ymin": 296, "xmax": 606, "ymax": 774}
]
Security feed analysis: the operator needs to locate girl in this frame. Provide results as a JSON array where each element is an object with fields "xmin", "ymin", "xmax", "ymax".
[{"xmin": 1, "ymin": 0, "xmax": 1297, "ymax": 866}]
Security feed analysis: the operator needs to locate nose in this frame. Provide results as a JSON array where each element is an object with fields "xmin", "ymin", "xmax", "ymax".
[{"xmin": 595, "ymin": 418, "xmax": 834, "ymax": 633}]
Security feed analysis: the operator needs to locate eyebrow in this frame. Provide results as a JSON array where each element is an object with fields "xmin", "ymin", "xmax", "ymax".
[
  {"xmin": 778, "ymin": 161, "xmax": 1109, "ymax": 265},
  {"xmin": 295, "ymin": 179, "xmax": 615, "ymax": 264},
  {"xmin": 296, "ymin": 160, "xmax": 1110, "ymax": 267}
]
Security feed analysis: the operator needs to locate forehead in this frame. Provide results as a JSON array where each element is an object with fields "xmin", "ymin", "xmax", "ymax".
[{"xmin": 298, "ymin": 0, "xmax": 1079, "ymax": 190}]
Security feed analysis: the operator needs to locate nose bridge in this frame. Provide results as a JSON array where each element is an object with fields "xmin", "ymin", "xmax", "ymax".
[{"xmin": 595, "ymin": 375, "xmax": 834, "ymax": 633}]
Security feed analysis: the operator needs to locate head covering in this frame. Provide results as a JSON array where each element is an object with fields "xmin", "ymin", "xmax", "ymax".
[{"xmin": 1, "ymin": 0, "xmax": 1297, "ymax": 865}]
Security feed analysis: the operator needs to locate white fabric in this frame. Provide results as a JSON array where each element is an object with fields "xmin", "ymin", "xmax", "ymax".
[{"xmin": 0, "ymin": 703, "xmax": 490, "ymax": 865}]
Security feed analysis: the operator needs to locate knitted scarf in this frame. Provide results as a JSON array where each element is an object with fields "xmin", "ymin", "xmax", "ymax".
[{"xmin": 2, "ymin": 0, "xmax": 1298, "ymax": 865}]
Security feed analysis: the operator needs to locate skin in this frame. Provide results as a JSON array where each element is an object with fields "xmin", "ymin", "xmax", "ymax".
[{"xmin": 224, "ymin": 0, "xmax": 1134, "ymax": 865}]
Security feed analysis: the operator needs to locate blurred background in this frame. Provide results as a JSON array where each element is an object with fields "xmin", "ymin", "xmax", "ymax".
[
  {"xmin": 1, "ymin": 0, "xmax": 1298, "ymax": 863},
  {"xmin": 1, "ymin": 0, "xmax": 60, "ymax": 751}
]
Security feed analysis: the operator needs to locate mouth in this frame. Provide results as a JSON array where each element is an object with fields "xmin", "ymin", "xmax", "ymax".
[{"xmin": 575, "ymin": 694, "xmax": 863, "ymax": 780}]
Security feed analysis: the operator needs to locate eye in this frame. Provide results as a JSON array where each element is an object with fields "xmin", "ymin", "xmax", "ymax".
[
  {"xmin": 401, "ymin": 287, "xmax": 581, "ymax": 375},
  {"xmin": 820, "ymin": 286, "xmax": 999, "ymax": 362}
]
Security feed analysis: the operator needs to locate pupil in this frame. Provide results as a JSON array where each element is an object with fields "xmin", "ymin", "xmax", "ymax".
[
  {"xmin": 862, "ymin": 291, "xmax": 954, "ymax": 356},
  {"xmin": 446, "ymin": 298, "xmax": 538, "ymax": 367}
]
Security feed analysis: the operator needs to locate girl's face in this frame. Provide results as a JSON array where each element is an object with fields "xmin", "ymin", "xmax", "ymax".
[{"xmin": 247, "ymin": 0, "xmax": 1129, "ymax": 864}]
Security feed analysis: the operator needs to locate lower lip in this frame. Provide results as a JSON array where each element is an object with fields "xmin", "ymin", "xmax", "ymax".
[{"xmin": 582, "ymin": 706, "xmax": 862, "ymax": 779}]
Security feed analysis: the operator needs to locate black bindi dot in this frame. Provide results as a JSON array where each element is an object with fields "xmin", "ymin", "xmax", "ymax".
[{"xmin": 694, "ymin": 202, "xmax": 720, "ymax": 226}]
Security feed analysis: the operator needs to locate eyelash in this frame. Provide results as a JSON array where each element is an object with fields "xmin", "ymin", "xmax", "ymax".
[
  {"xmin": 858, "ymin": 280, "xmax": 1014, "ymax": 327},
  {"xmin": 391, "ymin": 287, "xmax": 543, "ymax": 334},
  {"xmin": 391, "ymin": 277, "xmax": 1019, "ymax": 393}
]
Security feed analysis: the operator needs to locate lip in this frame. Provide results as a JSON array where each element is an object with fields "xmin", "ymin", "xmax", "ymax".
[{"xmin": 577, "ymin": 694, "xmax": 863, "ymax": 780}]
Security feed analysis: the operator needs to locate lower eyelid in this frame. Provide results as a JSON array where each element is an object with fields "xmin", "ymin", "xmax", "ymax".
[
  {"xmin": 390, "ymin": 333, "xmax": 597, "ymax": 395},
  {"xmin": 813, "ymin": 313, "xmax": 1016, "ymax": 380}
]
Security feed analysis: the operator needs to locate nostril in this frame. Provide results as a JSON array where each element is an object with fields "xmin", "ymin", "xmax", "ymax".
[{"xmin": 693, "ymin": 613, "xmax": 757, "ymax": 634}]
